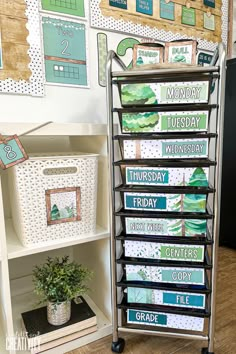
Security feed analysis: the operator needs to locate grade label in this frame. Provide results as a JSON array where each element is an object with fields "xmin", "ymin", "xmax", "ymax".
[{"xmin": 127, "ymin": 309, "xmax": 204, "ymax": 331}]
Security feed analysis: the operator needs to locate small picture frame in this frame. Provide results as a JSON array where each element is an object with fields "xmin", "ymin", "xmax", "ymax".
[
  {"xmin": 45, "ymin": 187, "xmax": 81, "ymax": 226},
  {"xmin": 0, "ymin": 135, "xmax": 28, "ymax": 169},
  {"xmin": 164, "ymin": 40, "xmax": 197, "ymax": 65},
  {"xmin": 133, "ymin": 44, "xmax": 164, "ymax": 67}
]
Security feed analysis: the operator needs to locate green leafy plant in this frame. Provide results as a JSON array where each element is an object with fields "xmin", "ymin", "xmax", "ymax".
[{"xmin": 32, "ymin": 256, "xmax": 93, "ymax": 304}]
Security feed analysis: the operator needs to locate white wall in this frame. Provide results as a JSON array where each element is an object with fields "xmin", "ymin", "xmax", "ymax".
[{"xmin": 0, "ymin": 28, "xmax": 109, "ymax": 124}]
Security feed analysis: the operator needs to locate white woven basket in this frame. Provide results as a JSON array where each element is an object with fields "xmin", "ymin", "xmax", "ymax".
[{"xmin": 8, "ymin": 153, "xmax": 98, "ymax": 247}]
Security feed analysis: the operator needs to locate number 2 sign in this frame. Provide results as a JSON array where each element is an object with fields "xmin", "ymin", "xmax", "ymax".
[
  {"xmin": 0, "ymin": 135, "xmax": 28, "ymax": 169},
  {"xmin": 42, "ymin": 17, "xmax": 88, "ymax": 87}
]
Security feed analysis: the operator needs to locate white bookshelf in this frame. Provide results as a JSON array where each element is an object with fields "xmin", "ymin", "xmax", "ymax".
[
  {"xmin": 6, "ymin": 219, "xmax": 109, "ymax": 260},
  {"xmin": 11, "ymin": 292, "xmax": 111, "ymax": 354},
  {"xmin": 0, "ymin": 123, "xmax": 112, "ymax": 354}
]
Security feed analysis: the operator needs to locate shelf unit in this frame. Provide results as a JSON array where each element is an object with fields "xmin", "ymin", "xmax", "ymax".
[
  {"xmin": 107, "ymin": 44, "xmax": 226, "ymax": 354},
  {"xmin": 0, "ymin": 123, "xmax": 112, "ymax": 354}
]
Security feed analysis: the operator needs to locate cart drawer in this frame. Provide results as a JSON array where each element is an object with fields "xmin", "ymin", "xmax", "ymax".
[
  {"xmin": 124, "ymin": 217, "xmax": 207, "ymax": 237},
  {"xmin": 124, "ymin": 240, "xmax": 205, "ymax": 262},
  {"xmin": 127, "ymin": 308, "xmax": 204, "ymax": 331},
  {"xmin": 126, "ymin": 264, "xmax": 205, "ymax": 285},
  {"xmin": 120, "ymin": 138, "xmax": 209, "ymax": 159},
  {"xmin": 122, "ymin": 192, "xmax": 207, "ymax": 213},
  {"xmin": 127, "ymin": 287, "xmax": 206, "ymax": 309},
  {"xmin": 118, "ymin": 109, "xmax": 209, "ymax": 134},
  {"xmin": 122, "ymin": 166, "xmax": 209, "ymax": 187},
  {"xmin": 119, "ymin": 80, "xmax": 210, "ymax": 107}
]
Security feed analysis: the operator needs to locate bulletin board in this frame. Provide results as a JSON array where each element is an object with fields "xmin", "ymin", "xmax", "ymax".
[
  {"xmin": 0, "ymin": 0, "xmax": 44, "ymax": 96},
  {"xmin": 91, "ymin": 0, "xmax": 228, "ymax": 52}
]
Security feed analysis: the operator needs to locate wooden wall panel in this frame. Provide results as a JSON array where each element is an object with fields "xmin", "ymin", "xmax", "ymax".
[
  {"xmin": 0, "ymin": 0, "xmax": 31, "ymax": 81},
  {"xmin": 100, "ymin": 0, "xmax": 222, "ymax": 43}
]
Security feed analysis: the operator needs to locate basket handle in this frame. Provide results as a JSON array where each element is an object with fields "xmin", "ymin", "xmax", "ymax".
[{"xmin": 42, "ymin": 166, "xmax": 78, "ymax": 176}]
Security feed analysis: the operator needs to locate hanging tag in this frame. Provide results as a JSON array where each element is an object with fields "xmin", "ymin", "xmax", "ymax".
[
  {"xmin": 203, "ymin": 11, "xmax": 215, "ymax": 30},
  {"xmin": 160, "ymin": 0, "xmax": 175, "ymax": 21},
  {"xmin": 182, "ymin": 4, "xmax": 196, "ymax": 26},
  {"xmin": 204, "ymin": 0, "xmax": 215, "ymax": 8},
  {"xmin": 136, "ymin": 0, "xmax": 153, "ymax": 15},
  {"xmin": 0, "ymin": 135, "xmax": 28, "ymax": 169}
]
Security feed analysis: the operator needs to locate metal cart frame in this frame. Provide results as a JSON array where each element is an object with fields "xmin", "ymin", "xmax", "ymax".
[{"xmin": 106, "ymin": 43, "xmax": 226, "ymax": 354}]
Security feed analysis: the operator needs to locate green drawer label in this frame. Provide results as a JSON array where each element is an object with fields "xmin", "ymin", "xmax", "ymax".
[
  {"xmin": 160, "ymin": 245, "xmax": 204, "ymax": 261},
  {"xmin": 161, "ymin": 112, "xmax": 207, "ymax": 131}
]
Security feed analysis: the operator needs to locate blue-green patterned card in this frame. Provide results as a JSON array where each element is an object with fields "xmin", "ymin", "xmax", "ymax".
[{"xmin": 0, "ymin": 135, "xmax": 28, "ymax": 169}]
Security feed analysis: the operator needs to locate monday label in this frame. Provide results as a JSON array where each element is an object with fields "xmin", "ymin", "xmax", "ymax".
[
  {"xmin": 120, "ymin": 81, "xmax": 209, "ymax": 106},
  {"xmin": 125, "ymin": 166, "xmax": 209, "ymax": 186},
  {"xmin": 127, "ymin": 287, "xmax": 206, "ymax": 309},
  {"xmin": 127, "ymin": 309, "xmax": 204, "ymax": 331},
  {"xmin": 124, "ymin": 240, "xmax": 204, "ymax": 262}
]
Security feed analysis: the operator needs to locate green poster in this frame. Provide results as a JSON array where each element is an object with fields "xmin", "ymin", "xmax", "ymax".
[
  {"xmin": 41, "ymin": 0, "xmax": 85, "ymax": 18},
  {"xmin": 42, "ymin": 17, "xmax": 88, "ymax": 86},
  {"xmin": 182, "ymin": 6, "xmax": 196, "ymax": 26}
]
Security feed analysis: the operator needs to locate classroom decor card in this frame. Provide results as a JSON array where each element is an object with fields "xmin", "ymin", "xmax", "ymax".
[
  {"xmin": 0, "ymin": 135, "xmax": 28, "ymax": 169},
  {"xmin": 120, "ymin": 110, "xmax": 209, "ymax": 133},
  {"xmin": 126, "ymin": 264, "xmax": 205, "ymax": 285},
  {"xmin": 127, "ymin": 309, "xmax": 204, "ymax": 331},
  {"xmin": 124, "ymin": 241, "xmax": 205, "ymax": 262},
  {"xmin": 125, "ymin": 217, "xmax": 207, "ymax": 237},
  {"xmin": 124, "ymin": 167, "xmax": 209, "ymax": 187},
  {"xmin": 133, "ymin": 44, "xmax": 164, "ymax": 67},
  {"xmin": 41, "ymin": 0, "xmax": 86, "ymax": 18},
  {"xmin": 124, "ymin": 192, "xmax": 207, "ymax": 213},
  {"xmin": 42, "ymin": 17, "xmax": 88, "ymax": 87},
  {"xmin": 127, "ymin": 287, "xmax": 206, "ymax": 309},
  {"xmin": 165, "ymin": 41, "xmax": 197, "ymax": 64},
  {"xmin": 122, "ymin": 138, "xmax": 208, "ymax": 159},
  {"xmin": 45, "ymin": 187, "xmax": 81, "ymax": 225},
  {"xmin": 120, "ymin": 81, "xmax": 209, "ymax": 106}
]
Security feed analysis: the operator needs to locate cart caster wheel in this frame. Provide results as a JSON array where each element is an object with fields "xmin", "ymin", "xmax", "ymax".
[
  {"xmin": 111, "ymin": 338, "xmax": 125, "ymax": 353},
  {"xmin": 201, "ymin": 348, "xmax": 214, "ymax": 354}
]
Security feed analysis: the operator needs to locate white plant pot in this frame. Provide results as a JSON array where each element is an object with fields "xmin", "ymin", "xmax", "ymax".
[{"xmin": 47, "ymin": 300, "xmax": 71, "ymax": 326}]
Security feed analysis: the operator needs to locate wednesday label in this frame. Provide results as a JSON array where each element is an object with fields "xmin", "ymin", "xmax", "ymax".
[{"xmin": 123, "ymin": 139, "xmax": 209, "ymax": 159}]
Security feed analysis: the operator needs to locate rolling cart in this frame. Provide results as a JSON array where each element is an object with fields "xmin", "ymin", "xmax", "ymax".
[{"xmin": 106, "ymin": 43, "xmax": 226, "ymax": 354}]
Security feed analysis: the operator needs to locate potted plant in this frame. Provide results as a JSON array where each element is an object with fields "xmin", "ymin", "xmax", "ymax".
[{"xmin": 32, "ymin": 256, "xmax": 93, "ymax": 326}]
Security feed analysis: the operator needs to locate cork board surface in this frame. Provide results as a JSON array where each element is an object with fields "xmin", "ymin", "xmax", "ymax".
[
  {"xmin": 0, "ymin": 0, "xmax": 31, "ymax": 81},
  {"xmin": 99, "ymin": 0, "xmax": 222, "ymax": 43}
]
